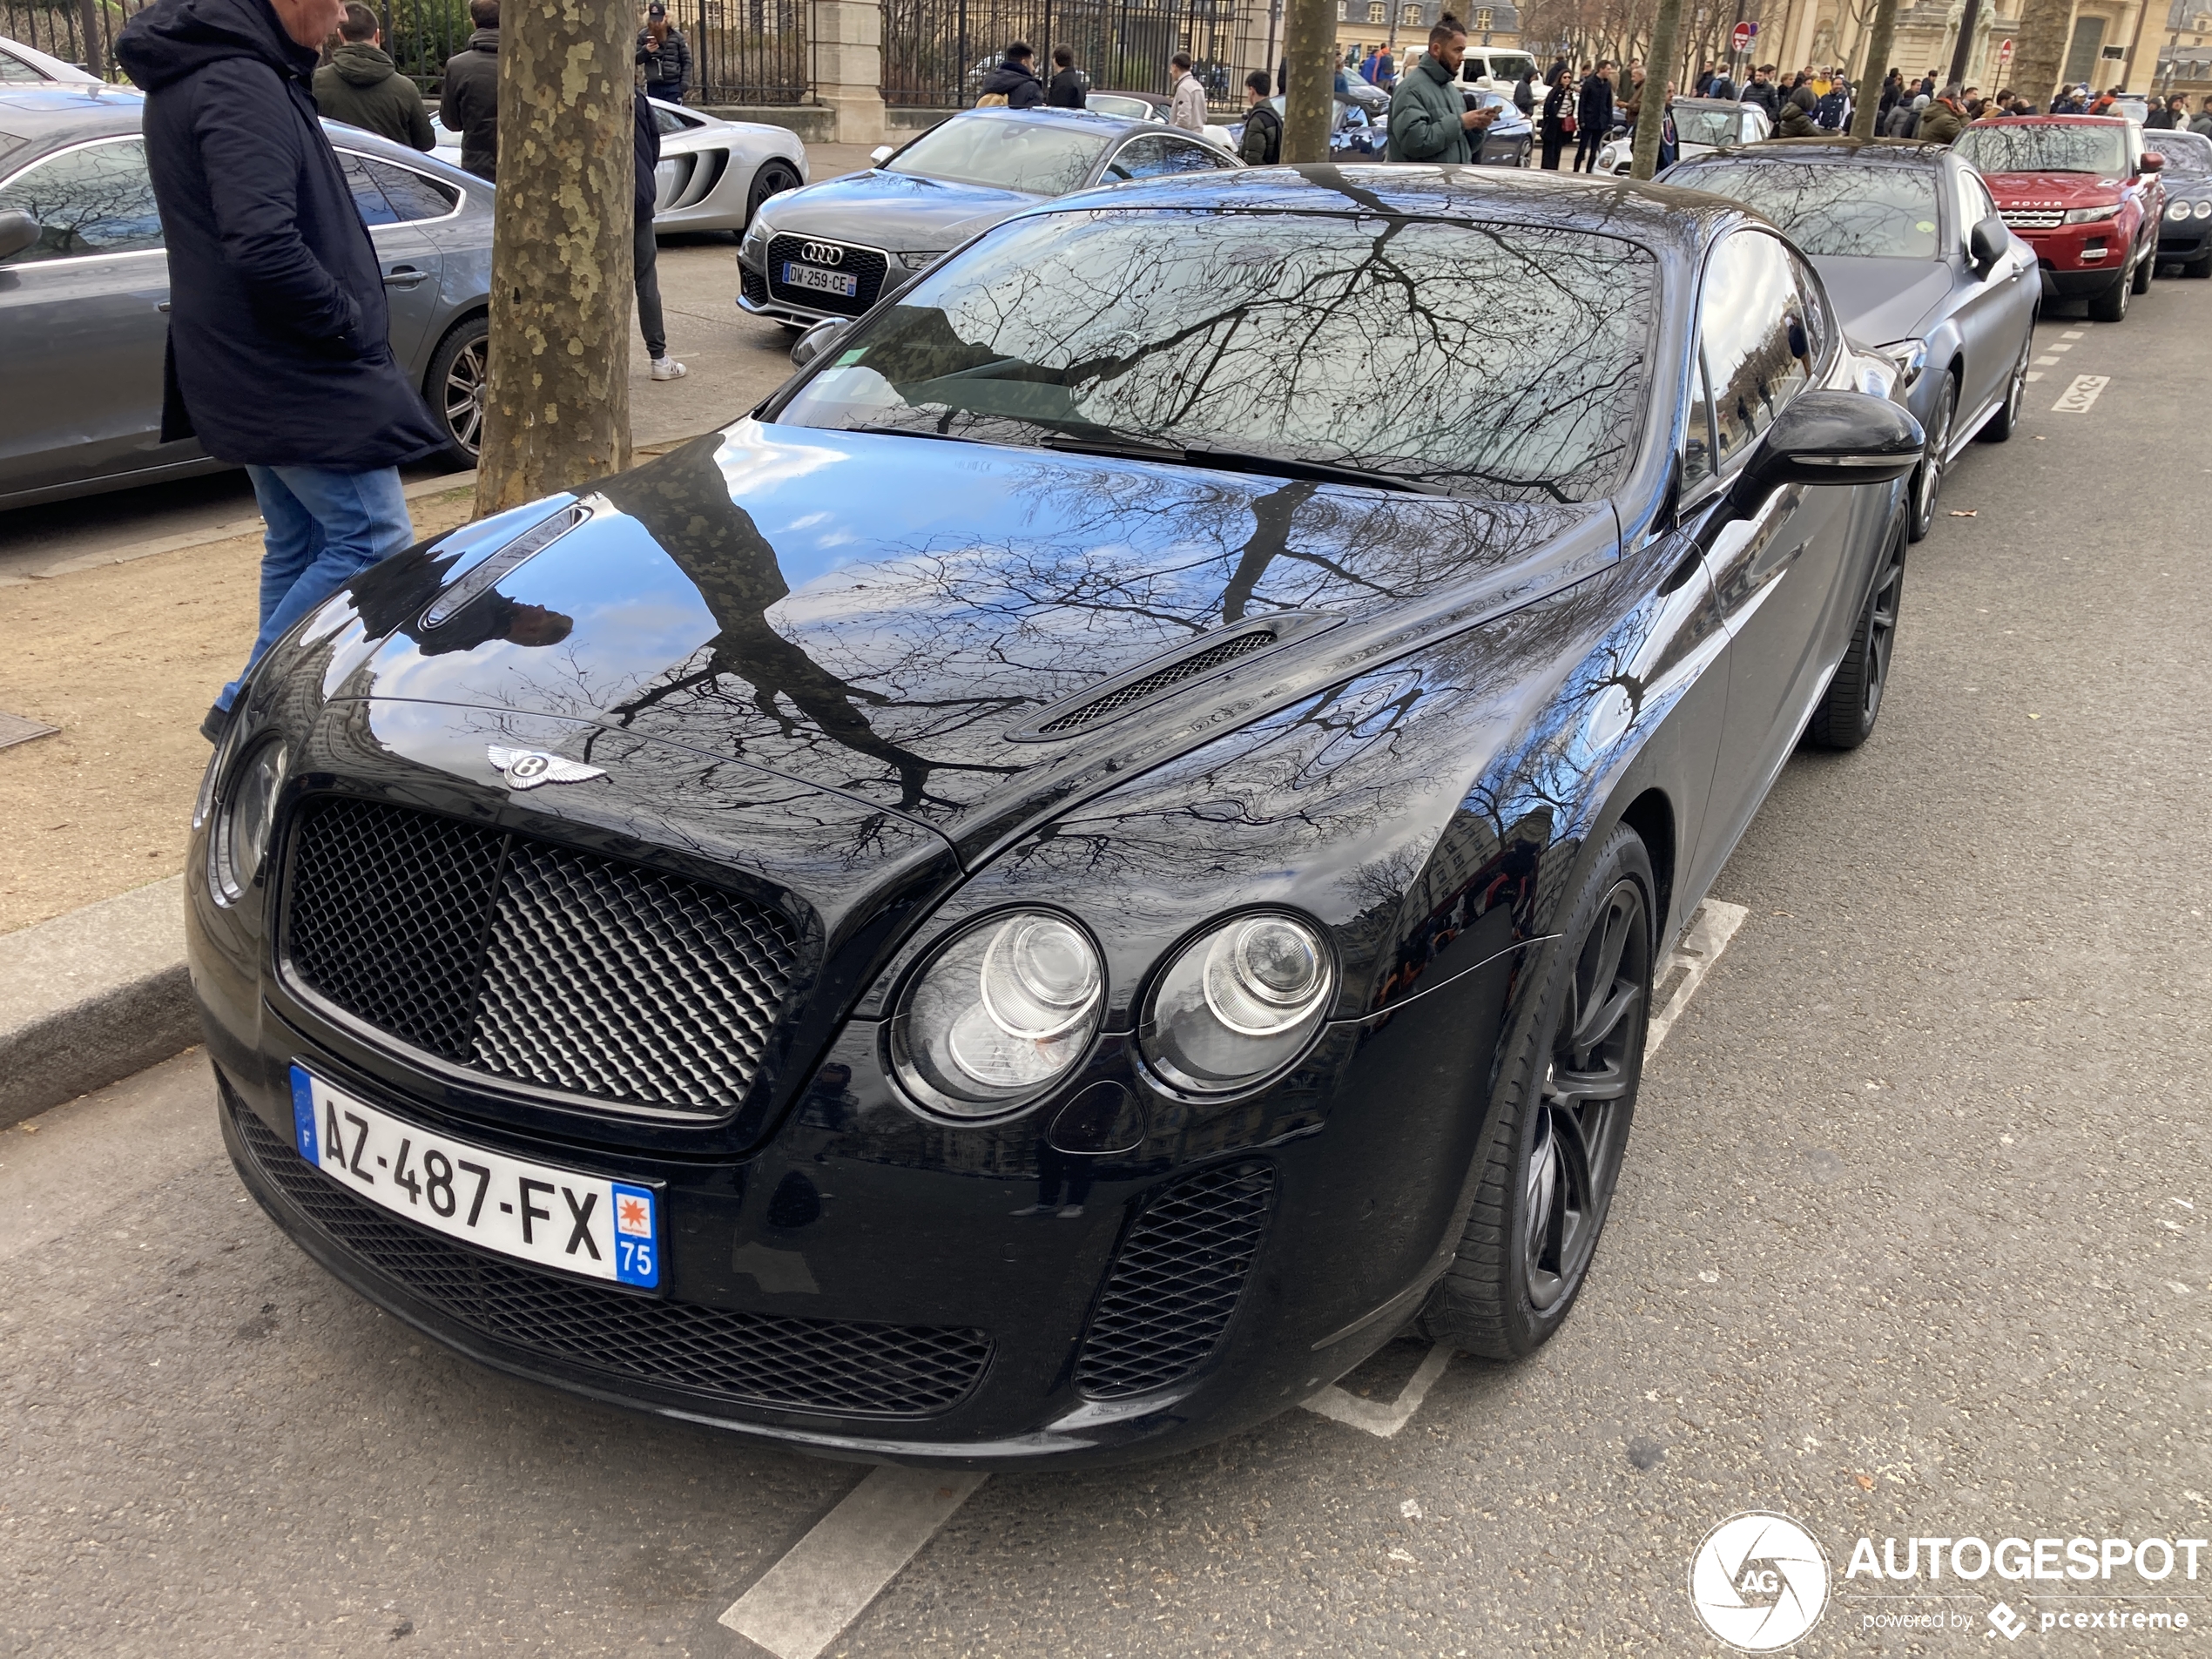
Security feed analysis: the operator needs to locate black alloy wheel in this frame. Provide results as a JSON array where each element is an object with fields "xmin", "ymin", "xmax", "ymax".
[
  {"xmin": 745, "ymin": 159, "xmax": 801, "ymax": 227},
  {"xmin": 1908, "ymin": 371, "xmax": 1955, "ymax": 541},
  {"xmin": 1419, "ymin": 825, "xmax": 1654, "ymax": 1359},
  {"xmin": 1978, "ymin": 331, "xmax": 2030, "ymax": 442},
  {"xmin": 1808, "ymin": 522, "xmax": 1905, "ymax": 750},
  {"xmin": 426, "ymin": 314, "xmax": 489, "ymax": 469}
]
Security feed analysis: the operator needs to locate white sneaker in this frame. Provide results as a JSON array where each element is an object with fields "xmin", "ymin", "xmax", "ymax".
[{"xmin": 651, "ymin": 356, "xmax": 687, "ymax": 381}]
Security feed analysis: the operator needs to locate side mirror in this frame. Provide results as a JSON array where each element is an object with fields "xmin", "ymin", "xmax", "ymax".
[
  {"xmin": 789, "ymin": 316, "xmax": 851, "ymax": 369},
  {"xmin": 869, "ymin": 145, "xmax": 894, "ymax": 166},
  {"xmin": 1968, "ymin": 212, "xmax": 2008, "ymax": 274},
  {"xmin": 1727, "ymin": 390, "xmax": 1925, "ymax": 513},
  {"xmin": 2141, "ymin": 150, "xmax": 2165, "ymax": 171},
  {"xmin": 0, "ymin": 211, "xmax": 41, "ymax": 263}
]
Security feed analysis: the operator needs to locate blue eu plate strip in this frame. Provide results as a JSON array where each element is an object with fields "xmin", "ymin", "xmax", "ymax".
[
  {"xmin": 610, "ymin": 1181, "xmax": 659, "ymax": 1288},
  {"xmin": 290, "ymin": 1063, "xmax": 318, "ymax": 1163}
]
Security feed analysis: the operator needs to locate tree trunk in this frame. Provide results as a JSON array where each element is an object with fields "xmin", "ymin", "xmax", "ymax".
[
  {"xmin": 1851, "ymin": 0, "xmax": 1898, "ymax": 136},
  {"xmin": 1282, "ymin": 0, "xmax": 1336, "ymax": 163},
  {"xmin": 475, "ymin": 0, "xmax": 636, "ymax": 517},
  {"xmin": 1631, "ymin": 0, "xmax": 1684, "ymax": 177},
  {"xmin": 2010, "ymin": 0, "xmax": 2074, "ymax": 106}
]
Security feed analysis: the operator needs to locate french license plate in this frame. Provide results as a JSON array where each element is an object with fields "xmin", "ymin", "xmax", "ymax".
[
  {"xmin": 289, "ymin": 1064, "xmax": 661, "ymax": 1290},
  {"xmin": 781, "ymin": 260, "xmax": 858, "ymax": 298}
]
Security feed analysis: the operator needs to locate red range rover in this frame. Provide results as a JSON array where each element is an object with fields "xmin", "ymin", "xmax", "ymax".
[{"xmin": 1954, "ymin": 115, "xmax": 2165, "ymax": 321}]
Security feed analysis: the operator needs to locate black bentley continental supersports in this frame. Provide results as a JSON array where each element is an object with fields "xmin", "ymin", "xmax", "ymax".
[{"xmin": 190, "ymin": 166, "xmax": 1923, "ymax": 1467}]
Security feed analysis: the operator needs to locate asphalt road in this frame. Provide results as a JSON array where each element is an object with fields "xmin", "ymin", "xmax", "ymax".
[{"xmin": 3, "ymin": 281, "xmax": 2208, "ymax": 1658}]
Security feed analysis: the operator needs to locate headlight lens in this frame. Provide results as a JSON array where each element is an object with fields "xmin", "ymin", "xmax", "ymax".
[
  {"xmin": 2195, "ymin": 199, "xmax": 2211, "ymax": 219},
  {"xmin": 213, "ymin": 740, "xmax": 287, "ymax": 903},
  {"xmin": 2169, "ymin": 199, "xmax": 2192, "ymax": 221},
  {"xmin": 738, "ymin": 219, "xmax": 769, "ymax": 262},
  {"xmin": 891, "ymin": 912, "xmax": 1104, "ymax": 1116},
  {"xmin": 1140, "ymin": 914, "xmax": 1335, "ymax": 1096},
  {"xmin": 894, "ymin": 250, "xmax": 941, "ymax": 271},
  {"xmin": 2063, "ymin": 203, "xmax": 2120, "ymax": 224},
  {"xmin": 1875, "ymin": 338, "xmax": 1928, "ymax": 388}
]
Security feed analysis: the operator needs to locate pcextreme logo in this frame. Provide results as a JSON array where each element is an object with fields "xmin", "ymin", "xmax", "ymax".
[{"xmin": 1689, "ymin": 1512, "xmax": 1831, "ymax": 1651}]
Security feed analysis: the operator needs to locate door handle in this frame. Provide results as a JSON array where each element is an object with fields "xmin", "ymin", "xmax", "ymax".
[
  {"xmin": 157, "ymin": 300, "xmax": 170, "ymax": 312},
  {"xmin": 383, "ymin": 266, "xmax": 428, "ymax": 289}
]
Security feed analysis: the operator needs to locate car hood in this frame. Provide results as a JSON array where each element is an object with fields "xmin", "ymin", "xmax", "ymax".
[
  {"xmin": 759, "ymin": 169, "xmax": 1045, "ymax": 251},
  {"xmin": 1812, "ymin": 255, "xmax": 1953, "ymax": 346},
  {"xmin": 315, "ymin": 422, "xmax": 1604, "ymax": 853},
  {"xmin": 1980, "ymin": 169, "xmax": 2126, "ymax": 206}
]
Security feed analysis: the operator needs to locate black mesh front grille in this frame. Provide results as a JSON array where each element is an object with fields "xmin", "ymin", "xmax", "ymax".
[
  {"xmin": 1075, "ymin": 1161, "xmax": 1275, "ymax": 1399},
  {"xmin": 228, "ymin": 1087, "xmax": 993, "ymax": 1417},
  {"xmin": 286, "ymin": 798, "xmax": 799, "ymax": 1115},
  {"xmin": 740, "ymin": 261, "xmax": 769, "ymax": 307},
  {"xmin": 1040, "ymin": 631, "xmax": 1276, "ymax": 736},
  {"xmin": 765, "ymin": 233, "xmax": 886, "ymax": 315}
]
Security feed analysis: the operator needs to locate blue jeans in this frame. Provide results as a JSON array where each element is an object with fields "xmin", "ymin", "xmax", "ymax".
[{"xmin": 217, "ymin": 463, "xmax": 414, "ymax": 711}]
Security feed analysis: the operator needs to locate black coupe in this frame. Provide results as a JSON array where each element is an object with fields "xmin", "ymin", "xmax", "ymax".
[{"xmin": 191, "ymin": 166, "xmax": 1921, "ymax": 1467}]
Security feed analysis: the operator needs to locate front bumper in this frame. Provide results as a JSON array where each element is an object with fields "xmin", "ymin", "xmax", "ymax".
[
  {"xmin": 737, "ymin": 239, "xmax": 925, "ymax": 329},
  {"xmin": 2156, "ymin": 221, "xmax": 2210, "ymax": 261},
  {"xmin": 2017, "ymin": 222, "xmax": 2134, "ymax": 294},
  {"xmin": 192, "ymin": 774, "xmax": 1522, "ymax": 1467}
]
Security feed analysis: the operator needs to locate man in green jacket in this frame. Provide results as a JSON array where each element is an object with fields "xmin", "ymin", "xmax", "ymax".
[
  {"xmin": 313, "ymin": 3, "xmax": 435, "ymax": 151},
  {"xmin": 1386, "ymin": 17, "xmax": 1506, "ymax": 163}
]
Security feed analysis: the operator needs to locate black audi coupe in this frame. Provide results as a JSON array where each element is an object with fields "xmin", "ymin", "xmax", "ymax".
[{"xmin": 190, "ymin": 166, "xmax": 1923, "ymax": 1467}]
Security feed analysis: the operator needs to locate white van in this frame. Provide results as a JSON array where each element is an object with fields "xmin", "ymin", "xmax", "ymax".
[{"xmin": 1398, "ymin": 45, "xmax": 1541, "ymax": 94}]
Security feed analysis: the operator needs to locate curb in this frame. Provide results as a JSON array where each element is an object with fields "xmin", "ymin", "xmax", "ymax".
[{"xmin": 0, "ymin": 875, "xmax": 197, "ymax": 1130}]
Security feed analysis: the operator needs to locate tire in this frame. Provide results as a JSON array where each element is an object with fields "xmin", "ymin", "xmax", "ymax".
[
  {"xmin": 2088, "ymin": 263, "xmax": 2130, "ymax": 321},
  {"xmin": 745, "ymin": 158, "xmax": 801, "ymax": 227},
  {"xmin": 1417, "ymin": 825, "xmax": 1655, "ymax": 1360},
  {"xmin": 1977, "ymin": 331, "xmax": 2030, "ymax": 443},
  {"xmin": 2132, "ymin": 242, "xmax": 2155, "ymax": 293},
  {"xmin": 1807, "ymin": 521, "xmax": 1905, "ymax": 751},
  {"xmin": 423, "ymin": 313, "xmax": 489, "ymax": 470},
  {"xmin": 1906, "ymin": 370, "xmax": 1955, "ymax": 542}
]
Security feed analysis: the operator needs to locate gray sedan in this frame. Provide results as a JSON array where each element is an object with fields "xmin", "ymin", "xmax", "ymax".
[
  {"xmin": 0, "ymin": 82, "xmax": 491, "ymax": 510},
  {"xmin": 737, "ymin": 107, "xmax": 1237, "ymax": 329},
  {"xmin": 1662, "ymin": 138, "xmax": 2040, "ymax": 540}
]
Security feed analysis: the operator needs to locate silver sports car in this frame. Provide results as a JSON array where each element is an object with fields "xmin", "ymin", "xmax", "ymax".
[{"xmin": 429, "ymin": 98, "xmax": 806, "ymax": 234}]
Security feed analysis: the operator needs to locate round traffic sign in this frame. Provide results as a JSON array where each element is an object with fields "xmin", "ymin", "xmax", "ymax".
[{"xmin": 1731, "ymin": 19, "xmax": 1757, "ymax": 51}]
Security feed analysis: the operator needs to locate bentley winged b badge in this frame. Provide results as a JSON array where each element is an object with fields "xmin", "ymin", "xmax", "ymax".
[{"xmin": 488, "ymin": 745, "xmax": 606, "ymax": 790}]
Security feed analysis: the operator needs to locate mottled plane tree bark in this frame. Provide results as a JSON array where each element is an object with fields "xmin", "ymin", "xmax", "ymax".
[
  {"xmin": 1851, "ymin": 0, "xmax": 1900, "ymax": 139},
  {"xmin": 1630, "ymin": 0, "xmax": 1683, "ymax": 179},
  {"xmin": 475, "ymin": 0, "xmax": 634, "ymax": 516},
  {"xmin": 2009, "ymin": 0, "xmax": 2074, "ymax": 108},
  {"xmin": 1282, "ymin": 0, "xmax": 1336, "ymax": 164}
]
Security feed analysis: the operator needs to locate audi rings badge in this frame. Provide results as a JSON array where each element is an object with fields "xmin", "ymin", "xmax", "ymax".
[{"xmin": 799, "ymin": 240, "xmax": 845, "ymax": 266}]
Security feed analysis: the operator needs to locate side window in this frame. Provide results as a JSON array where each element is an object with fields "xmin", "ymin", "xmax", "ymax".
[
  {"xmin": 0, "ymin": 138, "xmax": 164, "ymax": 262},
  {"xmin": 1781, "ymin": 244, "xmax": 1831, "ymax": 368},
  {"xmin": 1106, "ymin": 136, "xmax": 1171, "ymax": 180},
  {"xmin": 653, "ymin": 105, "xmax": 686, "ymax": 135},
  {"xmin": 1696, "ymin": 231, "xmax": 1812, "ymax": 473},
  {"xmin": 0, "ymin": 48, "xmax": 51, "ymax": 82},
  {"xmin": 1162, "ymin": 137, "xmax": 1233, "ymax": 172},
  {"xmin": 361, "ymin": 156, "xmax": 459, "ymax": 220},
  {"xmin": 1959, "ymin": 169, "xmax": 1998, "ymax": 246},
  {"xmin": 1683, "ymin": 350, "xmax": 1716, "ymax": 495},
  {"xmin": 338, "ymin": 152, "xmax": 400, "ymax": 226}
]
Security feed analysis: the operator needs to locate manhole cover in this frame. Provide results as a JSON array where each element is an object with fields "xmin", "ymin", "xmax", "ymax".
[{"xmin": 0, "ymin": 711, "xmax": 59, "ymax": 751}]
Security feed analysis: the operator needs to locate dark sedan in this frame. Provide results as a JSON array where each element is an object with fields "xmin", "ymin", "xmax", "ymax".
[
  {"xmin": 194, "ymin": 166, "xmax": 1921, "ymax": 1467},
  {"xmin": 0, "ymin": 83, "xmax": 491, "ymax": 509},
  {"xmin": 2145, "ymin": 125, "xmax": 2212, "ymax": 275},
  {"xmin": 736, "ymin": 107, "xmax": 1237, "ymax": 327},
  {"xmin": 1663, "ymin": 138, "xmax": 2039, "ymax": 539}
]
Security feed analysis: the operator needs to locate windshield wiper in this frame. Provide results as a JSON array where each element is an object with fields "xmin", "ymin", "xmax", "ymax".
[
  {"xmin": 838, "ymin": 423, "xmax": 985, "ymax": 445},
  {"xmin": 1038, "ymin": 433, "xmax": 1447, "ymax": 496}
]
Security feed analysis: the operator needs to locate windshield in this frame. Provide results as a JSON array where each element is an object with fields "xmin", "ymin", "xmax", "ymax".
[
  {"xmin": 1954, "ymin": 123, "xmax": 2129, "ymax": 175},
  {"xmin": 2146, "ymin": 129, "xmax": 2212, "ymax": 174},
  {"xmin": 1669, "ymin": 160, "xmax": 1942, "ymax": 258},
  {"xmin": 1674, "ymin": 104, "xmax": 1744, "ymax": 147},
  {"xmin": 886, "ymin": 116, "xmax": 1109, "ymax": 196},
  {"xmin": 1472, "ymin": 54, "xmax": 1536, "ymax": 81},
  {"xmin": 776, "ymin": 208, "xmax": 1657, "ymax": 502},
  {"xmin": 1087, "ymin": 95, "xmax": 1157, "ymax": 121}
]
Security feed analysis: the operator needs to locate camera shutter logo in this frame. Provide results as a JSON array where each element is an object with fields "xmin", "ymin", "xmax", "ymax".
[
  {"xmin": 799, "ymin": 240, "xmax": 844, "ymax": 266},
  {"xmin": 1689, "ymin": 1512, "xmax": 1831, "ymax": 1650}
]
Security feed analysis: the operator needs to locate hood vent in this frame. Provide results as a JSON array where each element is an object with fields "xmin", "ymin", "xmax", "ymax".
[{"xmin": 1008, "ymin": 612, "xmax": 1344, "ymax": 743}]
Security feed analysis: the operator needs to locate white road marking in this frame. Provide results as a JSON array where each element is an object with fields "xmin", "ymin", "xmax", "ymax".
[
  {"xmin": 2033, "ymin": 354, "xmax": 2061, "ymax": 366},
  {"xmin": 1302, "ymin": 1343, "xmax": 1454, "ymax": 1438},
  {"xmin": 1298, "ymin": 899, "xmax": 1749, "ymax": 1443},
  {"xmin": 2052, "ymin": 374, "xmax": 2110, "ymax": 413},
  {"xmin": 2045, "ymin": 341, "xmax": 2074, "ymax": 352},
  {"xmin": 1644, "ymin": 899, "xmax": 1750, "ymax": 1056},
  {"xmin": 2060, "ymin": 329, "xmax": 2086, "ymax": 339},
  {"xmin": 2027, "ymin": 371, "xmax": 2044, "ymax": 381},
  {"xmin": 718, "ymin": 1467, "xmax": 987, "ymax": 1659}
]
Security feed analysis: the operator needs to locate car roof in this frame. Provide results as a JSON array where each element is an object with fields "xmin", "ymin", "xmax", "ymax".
[
  {"xmin": 939, "ymin": 105, "xmax": 1162, "ymax": 138},
  {"xmin": 1029, "ymin": 163, "xmax": 1730, "ymax": 255},
  {"xmin": 1672, "ymin": 97, "xmax": 1753, "ymax": 111},
  {"xmin": 0, "ymin": 82, "xmax": 142, "ymax": 148},
  {"xmin": 1975, "ymin": 113, "xmax": 2130, "ymax": 125},
  {"xmin": 1688, "ymin": 136, "xmax": 1950, "ymax": 165}
]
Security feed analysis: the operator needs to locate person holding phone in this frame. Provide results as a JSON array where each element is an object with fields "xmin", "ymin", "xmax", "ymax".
[{"xmin": 1386, "ymin": 15, "xmax": 1507, "ymax": 164}]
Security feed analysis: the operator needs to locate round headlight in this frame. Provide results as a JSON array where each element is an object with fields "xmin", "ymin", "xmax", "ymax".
[
  {"xmin": 214, "ymin": 741, "xmax": 287, "ymax": 902},
  {"xmin": 2170, "ymin": 199, "xmax": 2193, "ymax": 221},
  {"xmin": 2195, "ymin": 199, "xmax": 2211, "ymax": 219},
  {"xmin": 891, "ymin": 911, "xmax": 1104, "ymax": 1116},
  {"xmin": 1140, "ymin": 913, "xmax": 1335, "ymax": 1096}
]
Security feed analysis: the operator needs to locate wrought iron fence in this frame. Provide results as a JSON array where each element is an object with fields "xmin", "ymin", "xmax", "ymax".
[
  {"xmin": 883, "ymin": 0, "xmax": 1244, "ymax": 109},
  {"xmin": 0, "ymin": 0, "xmax": 141, "ymax": 79},
  {"xmin": 379, "ymin": 0, "xmax": 472, "ymax": 92},
  {"xmin": 689, "ymin": 0, "xmax": 808, "ymax": 104}
]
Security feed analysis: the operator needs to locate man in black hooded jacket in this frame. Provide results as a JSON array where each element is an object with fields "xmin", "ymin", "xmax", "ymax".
[
  {"xmin": 118, "ymin": 0, "xmax": 448, "ymax": 740},
  {"xmin": 976, "ymin": 42, "xmax": 1045, "ymax": 107}
]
